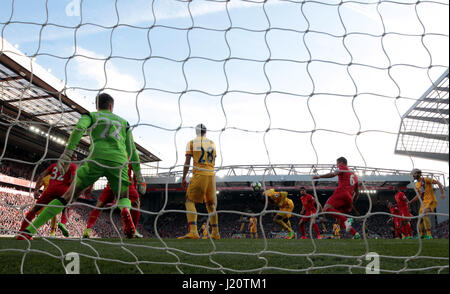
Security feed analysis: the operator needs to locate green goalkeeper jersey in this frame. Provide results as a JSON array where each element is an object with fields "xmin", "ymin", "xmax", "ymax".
[{"xmin": 66, "ymin": 109, "xmax": 141, "ymax": 173}]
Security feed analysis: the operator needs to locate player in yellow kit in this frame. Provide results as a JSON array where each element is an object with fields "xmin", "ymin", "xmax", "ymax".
[
  {"xmin": 409, "ymin": 169, "xmax": 445, "ymax": 239},
  {"xmin": 265, "ymin": 189, "xmax": 295, "ymax": 239},
  {"xmin": 178, "ymin": 124, "xmax": 220, "ymax": 240},
  {"xmin": 333, "ymin": 223, "xmax": 341, "ymax": 239},
  {"xmin": 248, "ymin": 216, "xmax": 258, "ymax": 239},
  {"xmin": 200, "ymin": 222, "xmax": 209, "ymax": 239}
]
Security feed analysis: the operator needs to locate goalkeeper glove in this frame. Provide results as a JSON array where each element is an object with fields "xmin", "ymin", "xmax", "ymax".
[
  {"xmin": 135, "ymin": 170, "xmax": 147, "ymax": 195},
  {"xmin": 56, "ymin": 149, "xmax": 74, "ymax": 175}
]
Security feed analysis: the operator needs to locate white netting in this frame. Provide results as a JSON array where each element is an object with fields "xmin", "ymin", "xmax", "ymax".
[{"xmin": 0, "ymin": 0, "xmax": 448, "ymax": 274}]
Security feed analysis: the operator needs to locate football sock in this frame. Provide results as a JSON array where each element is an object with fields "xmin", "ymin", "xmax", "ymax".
[
  {"xmin": 60, "ymin": 208, "xmax": 70, "ymax": 225},
  {"xmin": 274, "ymin": 218, "xmax": 291, "ymax": 232},
  {"xmin": 87, "ymin": 209, "xmax": 101, "ymax": 229},
  {"xmin": 211, "ymin": 224, "xmax": 219, "ymax": 235},
  {"xmin": 206, "ymin": 203, "xmax": 218, "ymax": 234},
  {"xmin": 50, "ymin": 216, "xmax": 57, "ymax": 235},
  {"xmin": 405, "ymin": 223, "xmax": 412, "ymax": 236},
  {"xmin": 285, "ymin": 220, "xmax": 292, "ymax": 232},
  {"xmin": 299, "ymin": 223, "xmax": 306, "ymax": 237},
  {"xmin": 313, "ymin": 223, "xmax": 321, "ymax": 237},
  {"xmin": 423, "ymin": 216, "xmax": 432, "ymax": 235},
  {"xmin": 185, "ymin": 201, "xmax": 197, "ymax": 232},
  {"xmin": 19, "ymin": 210, "xmax": 36, "ymax": 232},
  {"xmin": 131, "ymin": 208, "xmax": 140, "ymax": 228},
  {"xmin": 419, "ymin": 219, "xmax": 425, "ymax": 236},
  {"xmin": 26, "ymin": 198, "xmax": 66, "ymax": 234}
]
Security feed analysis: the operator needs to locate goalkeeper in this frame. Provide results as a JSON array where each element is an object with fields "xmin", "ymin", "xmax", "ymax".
[{"xmin": 22, "ymin": 93, "xmax": 146, "ymax": 239}]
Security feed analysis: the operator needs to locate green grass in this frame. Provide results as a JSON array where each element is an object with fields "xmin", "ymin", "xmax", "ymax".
[{"xmin": 0, "ymin": 237, "xmax": 448, "ymax": 274}]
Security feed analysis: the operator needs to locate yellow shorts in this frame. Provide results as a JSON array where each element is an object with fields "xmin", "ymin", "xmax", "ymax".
[
  {"xmin": 186, "ymin": 174, "xmax": 216, "ymax": 204},
  {"xmin": 419, "ymin": 198, "xmax": 437, "ymax": 214},
  {"xmin": 250, "ymin": 228, "xmax": 257, "ymax": 233}
]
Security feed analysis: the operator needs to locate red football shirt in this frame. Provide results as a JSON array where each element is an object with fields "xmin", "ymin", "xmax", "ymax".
[
  {"xmin": 46, "ymin": 163, "xmax": 77, "ymax": 189},
  {"xmin": 395, "ymin": 191, "xmax": 409, "ymax": 211},
  {"xmin": 336, "ymin": 163, "xmax": 358, "ymax": 194},
  {"xmin": 301, "ymin": 194, "xmax": 316, "ymax": 211},
  {"xmin": 389, "ymin": 206, "xmax": 400, "ymax": 216}
]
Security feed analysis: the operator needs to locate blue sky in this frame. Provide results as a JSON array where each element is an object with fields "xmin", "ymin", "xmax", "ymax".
[{"xmin": 0, "ymin": 0, "xmax": 448, "ymax": 176}]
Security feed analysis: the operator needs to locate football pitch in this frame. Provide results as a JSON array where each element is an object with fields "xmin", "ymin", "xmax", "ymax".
[{"xmin": 0, "ymin": 237, "xmax": 448, "ymax": 274}]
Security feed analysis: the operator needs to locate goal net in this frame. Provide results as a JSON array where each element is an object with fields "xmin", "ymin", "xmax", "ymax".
[{"xmin": 0, "ymin": 0, "xmax": 448, "ymax": 274}]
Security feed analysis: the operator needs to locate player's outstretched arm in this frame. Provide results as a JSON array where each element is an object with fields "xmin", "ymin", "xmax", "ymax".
[
  {"xmin": 408, "ymin": 194, "xmax": 420, "ymax": 205},
  {"xmin": 57, "ymin": 114, "xmax": 92, "ymax": 174},
  {"xmin": 313, "ymin": 171, "xmax": 339, "ymax": 180},
  {"xmin": 182, "ymin": 155, "xmax": 192, "ymax": 188},
  {"xmin": 433, "ymin": 179, "xmax": 445, "ymax": 199}
]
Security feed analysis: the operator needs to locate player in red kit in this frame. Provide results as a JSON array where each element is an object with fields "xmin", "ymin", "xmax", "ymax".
[
  {"xmin": 387, "ymin": 202, "xmax": 402, "ymax": 239},
  {"xmin": 16, "ymin": 153, "xmax": 77, "ymax": 240},
  {"xmin": 313, "ymin": 157, "xmax": 360, "ymax": 239},
  {"xmin": 298, "ymin": 187, "xmax": 322, "ymax": 239},
  {"xmin": 394, "ymin": 185, "xmax": 412, "ymax": 239},
  {"xmin": 83, "ymin": 163, "xmax": 145, "ymax": 238}
]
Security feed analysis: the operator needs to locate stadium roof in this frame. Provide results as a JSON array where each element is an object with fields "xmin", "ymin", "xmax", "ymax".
[
  {"xmin": 0, "ymin": 37, "xmax": 160, "ymax": 163},
  {"xmin": 146, "ymin": 164, "xmax": 447, "ymax": 190},
  {"xmin": 395, "ymin": 69, "xmax": 449, "ymax": 162}
]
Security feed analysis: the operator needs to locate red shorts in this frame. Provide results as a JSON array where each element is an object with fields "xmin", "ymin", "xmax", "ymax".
[
  {"xmin": 301, "ymin": 209, "xmax": 317, "ymax": 222},
  {"xmin": 99, "ymin": 184, "xmax": 139, "ymax": 204},
  {"xmin": 399, "ymin": 208, "xmax": 410, "ymax": 218},
  {"xmin": 36, "ymin": 185, "xmax": 70, "ymax": 205},
  {"xmin": 393, "ymin": 218, "xmax": 401, "ymax": 229},
  {"xmin": 326, "ymin": 191, "xmax": 353, "ymax": 213}
]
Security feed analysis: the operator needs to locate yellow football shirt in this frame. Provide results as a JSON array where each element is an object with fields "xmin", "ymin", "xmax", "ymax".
[
  {"xmin": 186, "ymin": 136, "xmax": 216, "ymax": 176},
  {"xmin": 270, "ymin": 191, "xmax": 288, "ymax": 208},
  {"xmin": 201, "ymin": 224, "xmax": 208, "ymax": 237},
  {"xmin": 249, "ymin": 217, "xmax": 257, "ymax": 231},
  {"xmin": 333, "ymin": 224, "xmax": 340, "ymax": 235},
  {"xmin": 416, "ymin": 177, "xmax": 437, "ymax": 204},
  {"xmin": 42, "ymin": 175, "xmax": 51, "ymax": 192}
]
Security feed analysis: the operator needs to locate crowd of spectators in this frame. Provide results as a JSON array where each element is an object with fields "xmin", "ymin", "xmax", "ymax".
[
  {"xmin": 1, "ymin": 190, "xmax": 448, "ymax": 240},
  {"xmin": 0, "ymin": 191, "xmax": 150, "ymax": 238},
  {"xmin": 433, "ymin": 220, "xmax": 449, "ymax": 239},
  {"xmin": 0, "ymin": 147, "xmax": 49, "ymax": 181}
]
